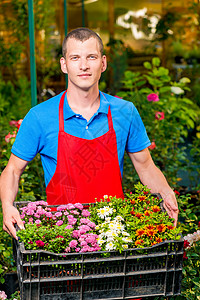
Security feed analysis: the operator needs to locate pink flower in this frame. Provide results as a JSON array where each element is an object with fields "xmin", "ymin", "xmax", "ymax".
[
  {"xmin": 72, "ymin": 230, "xmax": 79, "ymax": 238},
  {"xmin": 36, "ymin": 240, "xmax": 45, "ymax": 247},
  {"xmin": 65, "ymin": 225, "xmax": 73, "ymax": 229},
  {"xmin": 75, "ymin": 247, "xmax": 81, "ymax": 252},
  {"xmin": 78, "ymin": 225, "xmax": 91, "ymax": 234},
  {"xmin": 55, "ymin": 212, "xmax": 62, "ymax": 217},
  {"xmin": 56, "ymin": 220, "xmax": 63, "ymax": 226},
  {"xmin": 0, "ymin": 290, "xmax": 7, "ymax": 300},
  {"xmin": 70, "ymin": 210, "xmax": 79, "ymax": 215},
  {"xmin": 155, "ymin": 111, "xmax": 164, "ymax": 120},
  {"xmin": 35, "ymin": 219, "xmax": 41, "ymax": 224},
  {"xmin": 56, "ymin": 235, "xmax": 64, "ymax": 239},
  {"xmin": 74, "ymin": 203, "xmax": 84, "ymax": 210},
  {"xmin": 147, "ymin": 93, "xmax": 159, "ymax": 102},
  {"xmin": 57, "ymin": 205, "xmax": 68, "ymax": 211},
  {"xmin": 82, "ymin": 209, "xmax": 91, "ymax": 217},
  {"xmin": 69, "ymin": 240, "xmax": 78, "ymax": 248},
  {"xmin": 64, "ymin": 247, "xmax": 71, "ymax": 253},
  {"xmin": 5, "ymin": 131, "xmax": 17, "ymax": 143},
  {"xmin": 45, "ymin": 212, "xmax": 53, "ymax": 218},
  {"xmin": 66, "ymin": 203, "xmax": 75, "ymax": 210},
  {"xmin": 148, "ymin": 141, "xmax": 156, "ymax": 150}
]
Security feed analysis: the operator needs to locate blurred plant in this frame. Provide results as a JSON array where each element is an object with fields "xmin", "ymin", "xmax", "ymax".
[{"xmin": 118, "ymin": 57, "xmax": 199, "ymax": 190}]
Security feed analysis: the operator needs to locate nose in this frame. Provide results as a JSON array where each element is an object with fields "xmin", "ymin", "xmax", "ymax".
[{"xmin": 80, "ymin": 58, "xmax": 89, "ymax": 71}]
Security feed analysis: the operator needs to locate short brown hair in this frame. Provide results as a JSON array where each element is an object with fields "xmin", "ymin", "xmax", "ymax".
[{"xmin": 62, "ymin": 27, "xmax": 104, "ymax": 58}]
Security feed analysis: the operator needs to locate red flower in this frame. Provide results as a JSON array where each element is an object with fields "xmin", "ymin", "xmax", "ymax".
[
  {"xmin": 144, "ymin": 210, "xmax": 150, "ymax": 216},
  {"xmin": 156, "ymin": 237, "xmax": 163, "ymax": 243},
  {"xmin": 138, "ymin": 196, "xmax": 146, "ymax": 202},
  {"xmin": 130, "ymin": 199, "xmax": 135, "ymax": 205},
  {"xmin": 174, "ymin": 190, "xmax": 180, "ymax": 196},
  {"xmin": 183, "ymin": 251, "xmax": 188, "ymax": 260},
  {"xmin": 136, "ymin": 229, "xmax": 145, "ymax": 236},
  {"xmin": 143, "ymin": 191, "xmax": 149, "ymax": 195},
  {"xmin": 130, "ymin": 209, "xmax": 135, "ymax": 215},
  {"xmin": 157, "ymin": 224, "xmax": 166, "ymax": 232},
  {"xmin": 155, "ymin": 111, "xmax": 165, "ymax": 120},
  {"xmin": 148, "ymin": 141, "xmax": 156, "ymax": 150},
  {"xmin": 36, "ymin": 240, "xmax": 45, "ymax": 247},
  {"xmin": 198, "ymin": 221, "xmax": 200, "ymax": 227},
  {"xmin": 151, "ymin": 205, "xmax": 161, "ymax": 213},
  {"xmin": 135, "ymin": 213, "xmax": 142, "ymax": 219},
  {"xmin": 147, "ymin": 93, "xmax": 159, "ymax": 102},
  {"xmin": 167, "ymin": 225, "xmax": 174, "ymax": 230},
  {"xmin": 184, "ymin": 240, "xmax": 190, "ymax": 249}
]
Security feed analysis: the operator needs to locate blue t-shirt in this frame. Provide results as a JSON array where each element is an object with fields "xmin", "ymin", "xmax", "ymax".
[{"xmin": 12, "ymin": 91, "xmax": 151, "ymax": 186}]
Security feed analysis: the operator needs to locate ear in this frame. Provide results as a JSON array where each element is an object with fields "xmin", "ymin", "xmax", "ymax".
[
  {"xmin": 60, "ymin": 57, "xmax": 68, "ymax": 74},
  {"xmin": 101, "ymin": 55, "xmax": 107, "ymax": 73}
]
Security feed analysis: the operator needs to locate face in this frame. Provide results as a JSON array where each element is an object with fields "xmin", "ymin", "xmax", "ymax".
[{"xmin": 60, "ymin": 37, "xmax": 107, "ymax": 91}]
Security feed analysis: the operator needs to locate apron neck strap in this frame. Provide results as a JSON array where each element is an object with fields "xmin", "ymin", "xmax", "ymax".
[{"xmin": 59, "ymin": 90, "xmax": 67, "ymax": 132}]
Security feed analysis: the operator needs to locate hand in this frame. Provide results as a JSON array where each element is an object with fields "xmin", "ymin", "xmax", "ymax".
[
  {"xmin": 162, "ymin": 192, "xmax": 179, "ymax": 226},
  {"xmin": 2, "ymin": 205, "xmax": 25, "ymax": 240}
]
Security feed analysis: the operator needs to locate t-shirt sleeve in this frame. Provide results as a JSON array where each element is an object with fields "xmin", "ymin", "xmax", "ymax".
[
  {"xmin": 11, "ymin": 109, "xmax": 44, "ymax": 161},
  {"xmin": 125, "ymin": 104, "xmax": 151, "ymax": 153}
]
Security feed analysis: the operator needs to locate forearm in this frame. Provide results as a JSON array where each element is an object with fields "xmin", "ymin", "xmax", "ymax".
[
  {"xmin": 136, "ymin": 161, "xmax": 174, "ymax": 198},
  {"xmin": 128, "ymin": 149, "xmax": 179, "ymax": 225},
  {"xmin": 0, "ymin": 164, "xmax": 20, "ymax": 209}
]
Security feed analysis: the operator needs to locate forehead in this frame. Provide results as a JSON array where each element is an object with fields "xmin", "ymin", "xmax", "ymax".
[{"xmin": 65, "ymin": 37, "xmax": 101, "ymax": 54}]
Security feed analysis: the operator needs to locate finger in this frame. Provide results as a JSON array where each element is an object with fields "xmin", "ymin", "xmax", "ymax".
[{"xmin": 3, "ymin": 222, "xmax": 18, "ymax": 240}]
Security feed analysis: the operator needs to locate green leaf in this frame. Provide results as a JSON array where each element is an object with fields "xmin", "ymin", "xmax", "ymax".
[
  {"xmin": 144, "ymin": 61, "xmax": 152, "ymax": 69},
  {"xmin": 152, "ymin": 57, "xmax": 160, "ymax": 66}
]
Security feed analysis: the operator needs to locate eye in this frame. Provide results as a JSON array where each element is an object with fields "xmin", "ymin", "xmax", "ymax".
[
  {"xmin": 71, "ymin": 56, "xmax": 79, "ymax": 61},
  {"xmin": 89, "ymin": 55, "xmax": 97, "ymax": 59}
]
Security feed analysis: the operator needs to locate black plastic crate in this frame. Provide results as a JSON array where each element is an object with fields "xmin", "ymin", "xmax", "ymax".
[
  {"xmin": 14, "ymin": 237, "xmax": 184, "ymax": 300},
  {"xmin": 13, "ymin": 200, "xmax": 184, "ymax": 299}
]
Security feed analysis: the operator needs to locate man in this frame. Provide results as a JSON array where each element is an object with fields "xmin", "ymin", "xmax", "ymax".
[{"xmin": 0, "ymin": 28, "xmax": 178, "ymax": 240}]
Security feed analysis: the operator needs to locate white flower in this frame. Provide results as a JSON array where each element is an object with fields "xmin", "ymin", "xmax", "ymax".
[
  {"xmin": 105, "ymin": 242, "xmax": 116, "ymax": 251},
  {"xmin": 103, "ymin": 195, "xmax": 108, "ymax": 199},
  {"xmin": 115, "ymin": 215, "xmax": 124, "ymax": 221},
  {"xmin": 184, "ymin": 230, "xmax": 200, "ymax": 246},
  {"xmin": 122, "ymin": 244, "xmax": 128, "ymax": 249},
  {"xmin": 122, "ymin": 237, "xmax": 132, "ymax": 243},
  {"xmin": 122, "ymin": 231, "xmax": 130, "ymax": 236},
  {"xmin": 171, "ymin": 86, "xmax": 184, "ymax": 95},
  {"xmin": 97, "ymin": 238, "xmax": 105, "ymax": 245},
  {"xmin": 97, "ymin": 206, "xmax": 113, "ymax": 219}
]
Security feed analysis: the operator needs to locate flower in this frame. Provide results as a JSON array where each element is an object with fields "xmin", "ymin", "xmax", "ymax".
[
  {"xmin": 0, "ymin": 291, "xmax": 7, "ymax": 300},
  {"xmin": 147, "ymin": 93, "xmax": 159, "ymax": 102},
  {"xmin": 69, "ymin": 240, "xmax": 78, "ymax": 248},
  {"xmin": 171, "ymin": 86, "xmax": 184, "ymax": 95},
  {"xmin": 56, "ymin": 220, "xmax": 63, "ymax": 226},
  {"xmin": 155, "ymin": 111, "xmax": 165, "ymax": 120},
  {"xmin": 148, "ymin": 141, "xmax": 156, "ymax": 150},
  {"xmin": 5, "ymin": 131, "xmax": 17, "ymax": 143},
  {"xmin": 36, "ymin": 240, "xmax": 45, "ymax": 247}
]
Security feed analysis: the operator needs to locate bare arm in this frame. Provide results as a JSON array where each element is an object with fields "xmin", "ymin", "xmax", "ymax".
[
  {"xmin": 0, "ymin": 154, "xmax": 29, "ymax": 239},
  {"xmin": 128, "ymin": 148, "xmax": 179, "ymax": 226}
]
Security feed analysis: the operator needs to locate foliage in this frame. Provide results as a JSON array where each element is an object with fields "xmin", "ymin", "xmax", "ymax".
[
  {"xmin": 118, "ymin": 57, "xmax": 200, "ymax": 190},
  {"xmin": 0, "ymin": 290, "xmax": 20, "ymax": 300},
  {"xmin": 0, "ymin": 211, "xmax": 16, "ymax": 284},
  {"xmin": 89, "ymin": 182, "xmax": 181, "ymax": 252},
  {"xmin": 0, "ymin": 0, "xmax": 57, "ymax": 91},
  {"xmin": 17, "ymin": 201, "xmax": 100, "ymax": 254}
]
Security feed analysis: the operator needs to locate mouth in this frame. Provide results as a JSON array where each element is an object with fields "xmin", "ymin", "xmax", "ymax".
[{"xmin": 78, "ymin": 74, "xmax": 91, "ymax": 78}]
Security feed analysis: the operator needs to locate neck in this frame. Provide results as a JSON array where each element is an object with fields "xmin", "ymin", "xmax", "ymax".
[{"xmin": 66, "ymin": 86, "xmax": 100, "ymax": 121}]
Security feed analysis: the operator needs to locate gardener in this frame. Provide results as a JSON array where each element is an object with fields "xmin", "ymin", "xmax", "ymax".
[{"xmin": 0, "ymin": 27, "xmax": 179, "ymax": 239}]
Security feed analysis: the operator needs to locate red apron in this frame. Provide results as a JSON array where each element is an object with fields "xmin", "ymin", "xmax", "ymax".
[{"xmin": 46, "ymin": 90, "xmax": 124, "ymax": 205}]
